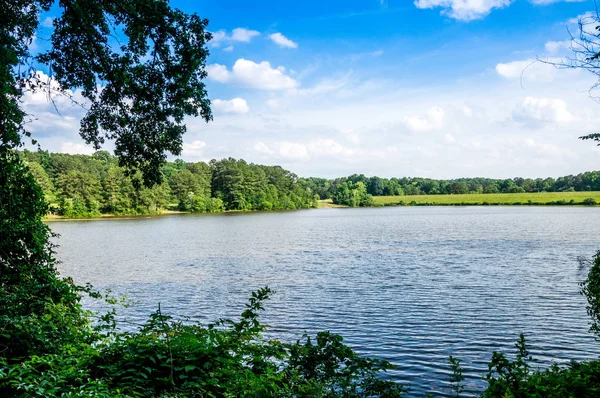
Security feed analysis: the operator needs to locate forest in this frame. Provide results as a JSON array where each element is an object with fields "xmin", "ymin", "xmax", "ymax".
[
  {"xmin": 19, "ymin": 150, "xmax": 318, "ymax": 217},
  {"xmin": 21, "ymin": 149, "xmax": 600, "ymax": 216},
  {"xmin": 303, "ymin": 172, "xmax": 600, "ymax": 201}
]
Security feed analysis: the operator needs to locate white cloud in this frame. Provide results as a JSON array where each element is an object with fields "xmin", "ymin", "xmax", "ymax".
[
  {"xmin": 530, "ymin": 0, "xmax": 585, "ymax": 4},
  {"xmin": 403, "ymin": 107, "xmax": 445, "ymax": 132},
  {"xmin": 269, "ymin": 33, "xmax": 298, "ymax": 48},
  {"xmin": 212, "ymin": 98, "xmax": 250, "ymax": 114},
  {"xmin": 210, "ymin": 30, "xmax": 227, "ymax": 47},
  {"xmin": 205, "ymin": 64, "xmax": 231, "ymax": 83},
  {"xmin": 61, "ymin": 142, "xmax": 95, "ymax": 155},
  {"xmin": 182, "ymin": 140, "xmax": 207, "ymax": 157},
  {"xmin": 278, "ymin": 141, "xmax": 309, "ymax": 160},
  {"xmin": 230, "ymin": 28, "xmax": 260, "ymax": 42},
  {"xmin": 308, "ymin": 139, "xmax": 355, "ymax": 157},
  {"xmin": 206, "ymin": 59, "xmax": 299, "ymax": 91},
  {"xmin": 512, "ymin": 96, "xmax": 574, "ymax": 126},
  {"xmin": 265, "ymin": 98, "xmax": 282, "ymax": 110},
  {"xmin": 254, "ymin": 138, "xmax": 357, "ymax": 161},
  {"xmin": 254, "ymin": 142, "xmax": 275, "ymax": 155},
  {"xmin": 444, "ymin": 133, "xmax": 456, "ymax": 143},
  {"xmin": 209, "ymin": 28, "xmax": 260, "ymax": 47},
  {"xmin": 223, "ymin": 45, "xmax": 234, "ymax": 52},
  {"xmin": 495, "ymin": 59, "xmax": 559, "ymax": 81},
  {"xmin": 545, "ymin": 40, "xmax": 571, "ymax": 54},
  {"xmin": 414, "ymin": 0, "xmax": 511, "ymax": 21},
  {"xmin": 566, "ymin": 11, "xmax": 596, "ymax": 26}
]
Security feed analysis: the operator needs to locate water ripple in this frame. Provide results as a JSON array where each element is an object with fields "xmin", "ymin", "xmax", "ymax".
[{"xmin": 51, "ymin": 206, "xmax": 600, "ymax": 396}]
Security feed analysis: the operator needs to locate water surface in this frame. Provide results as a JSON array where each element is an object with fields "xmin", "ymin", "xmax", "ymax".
[{"xmin": 51, "ymin": 207, "xmax": 600, "ymax": 396}]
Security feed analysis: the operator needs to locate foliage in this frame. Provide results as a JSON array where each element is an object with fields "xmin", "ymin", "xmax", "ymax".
[
  {"xmin": 331, "ymin": 181, "xmax": 373, "ymax": 207},
  {"xmin": 483, "ymin": 333, "xmax": 534, "ymax": 397},
  {"xmin": 19, "ymin": 150, "xmax": 317, "ymax": 216},
  {"xmin": 481, "ymin": 333, "xmax": 600, "ymax": 397},
  {"xmin": 303, "ymin": 172, "xmax": 600, "ymax": 200},
  {"xmin": 0, "ymin": 287, "xmax": 407, "ymax": 397},
  {"xmin": 581, "ymin": 251, "xmax": 600, "ymax": 338},
  {"xmin": 0, "ymin": 148, "xmax": 90, "ymax": 364},
  {"xmin": 448, "ymin": 356, "xmax": 464, "ymax": 397}
]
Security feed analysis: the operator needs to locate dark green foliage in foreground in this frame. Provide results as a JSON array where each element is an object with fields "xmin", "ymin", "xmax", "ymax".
[
  {"xmin": 478, "ymin": 334, "xmax": 600, "ymax": 397},
  {"xmin": 19, "ymin": 150, "xmax": 317, "ymax": 217},
  {"xmin": 582, "ymin": 251, "xmax": 600, "ymax": 339},
  {"xmin": 0, "ymin": 284, "xmax": 406, "ymax": 397},
  {"xmin": 478, "ymin": 252, "xmax": 600, "ymax": 397},
  {"xmin": 0, "ymin": 149, "xmax": 91, "ymax": 364}
]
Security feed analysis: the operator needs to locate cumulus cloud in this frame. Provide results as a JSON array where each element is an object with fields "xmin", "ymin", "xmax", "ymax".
[
  {"xmin": 278, "ymin": 141, "xmax": 310, "ymax": 160},
  {"xmin": 182, "ymin": 140, "xmax": 207, "ymax": 157},
  {"xmin": 414, "ymin": 0, "xmax": 511, "ymax": 21},
  {"xmin": 254, "ymin": 139, "xmax": 355, "ymax": 160},
  {"xmin": 205, "ymin": 64, "xmax": 230, "ymax": 83},
  {"xmin": 230, "ymin": 28, "xmax": 260, "ymax": 42},
  {"xmin": 61, "ymin": 142, "xmax": 95, "ymax": 155},
  {"xmin": 495, "ymin": 59, "xmax": 559, "ymax": 81},
  {"xmin": 210, "ymin": 28, "xmax": 260, "ymax": 47},
  {"xmin": 269, "ymin": 33, "xmax": 298, "ymax": 48},
  {"xmin": 212, "ymin": 98, "xmax": 250, "ymax": 114},
  {"xmin": 206, "ymin": 59, "xmax": 299, "ymax": 91},
  {"xmin": 545, "ymin": 40, "xmax": 571, "ymax": 54},
  {"xmin": 512, "ymin": 96, "xmax": 574, "ymax": 127},
  {"xmin": 530, "ymin": 0, "xmax": 585, "ymax": 4},
  {"xmin": 444, "ymin": 133, "xmax": 456, "ymax": 143},
  {"xmin": 308, "ymin": 139, "xmax": 355, "ymax": 157},
  {"xmin": 254, "ymin": 142, "xmax": 275, "ymax": 155},
  {"xmin": 403, "ymin": 107, "xmax": 445, "ymax": 132}
]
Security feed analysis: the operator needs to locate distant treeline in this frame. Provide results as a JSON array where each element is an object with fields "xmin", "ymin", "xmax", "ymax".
[
  {"xmin": 301, "ymin": 172, "xmax": 600, "ymax": 206},
  {"xmin": 20, "ymin": 150, "xmax": 318, "ymax": 217}
]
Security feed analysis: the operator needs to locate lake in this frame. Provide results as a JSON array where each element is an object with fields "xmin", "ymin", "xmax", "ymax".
[{"xmin": 50, "ymin": 206, "xmax": 600, "ymax": 396}]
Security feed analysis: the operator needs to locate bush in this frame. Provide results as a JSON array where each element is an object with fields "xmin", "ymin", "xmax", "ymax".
[
  {"xmin": 583, "ymin": 198, "xmax": 597, "ymax": 206},
  {"xmin": 0, "ymin": 287, "xmax": 407, "ymax": 397}
]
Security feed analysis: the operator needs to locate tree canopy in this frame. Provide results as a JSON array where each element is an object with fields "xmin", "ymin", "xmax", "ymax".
[{"xmin": 3, "ymin": 0, "xmax": 212, "ymax": 185}]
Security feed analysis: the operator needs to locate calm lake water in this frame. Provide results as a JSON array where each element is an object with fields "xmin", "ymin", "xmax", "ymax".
[{"xmin": 50, "ymin": 206, "xmax": 600, "ymax": 396}]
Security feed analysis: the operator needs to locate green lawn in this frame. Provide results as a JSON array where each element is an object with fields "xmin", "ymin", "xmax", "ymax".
[{"xmin": 371, "ymin": 191, "xmax": 600, "ymax": 206}]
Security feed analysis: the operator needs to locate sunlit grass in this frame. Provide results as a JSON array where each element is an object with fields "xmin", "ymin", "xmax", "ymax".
[{"xmin": 371, "ymin": 191, "xmax": 600, "ymax": 206}]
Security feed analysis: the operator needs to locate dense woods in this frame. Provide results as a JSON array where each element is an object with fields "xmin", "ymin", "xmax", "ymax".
[
  {"xmin": 303, "ymin": 172, "xmax": 600, "ymax": 204},
  {"xmin": 19, "ymin": 150, "xmax": 318, "ymax": 217},
  {"xmin": 22, "ymin": 149, "xmax": 600, "ymax": 215}
]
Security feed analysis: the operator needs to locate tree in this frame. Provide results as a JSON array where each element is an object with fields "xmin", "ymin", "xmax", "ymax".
[
  {"xmin": 103, "ymin": 165, "xmax": 134, "ymax": 214},
  {"xmin": 544, "ymin": 8, "xmax": 600, "ymax": 146},
  {"xmin": 332, "ymin": 181, "xmax": 373, "ymax": 207},
  {"xmin": 56, "ymin": 170, "xmax": 102, "ymax": 216},
  {"xmin": 26, "ymin": 161, "xmax": 56, "ymax": 204},
  {"xmin": 3, "ymin": 0, "xmax": 213, "ymax": 185}
]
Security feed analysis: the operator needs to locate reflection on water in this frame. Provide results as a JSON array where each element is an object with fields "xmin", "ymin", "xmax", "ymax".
[{"xmin": 51, "ymin": 206, "xmax": 600, "ymax": 396}]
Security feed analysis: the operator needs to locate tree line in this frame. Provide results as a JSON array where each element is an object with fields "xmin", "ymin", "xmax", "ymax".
[
  {"xmin": 302, "ymin": 172, "xmax": 600, "ymax": 204},
  {"xmin": 20, "ymin": 150, "xmax": 318, "ymax": 217},
  {"xmin": 22, "ymin": 148, "xmax": 600, "ymax": 213}
]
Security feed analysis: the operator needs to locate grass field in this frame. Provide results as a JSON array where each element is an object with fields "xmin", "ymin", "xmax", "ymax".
[{"xmin": 371, "ymin": 191, "xmax": 600, "ymax": 206}]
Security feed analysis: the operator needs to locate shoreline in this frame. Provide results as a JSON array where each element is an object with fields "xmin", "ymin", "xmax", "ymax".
[{"xmin": 44, "ymin": 199, "xmax": 600, "ymax": 221}]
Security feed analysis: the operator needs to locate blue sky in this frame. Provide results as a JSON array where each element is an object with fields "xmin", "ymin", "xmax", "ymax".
[{"xmin": 26, "ymin": 0, "xmax": 600, "ymax": 178}]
